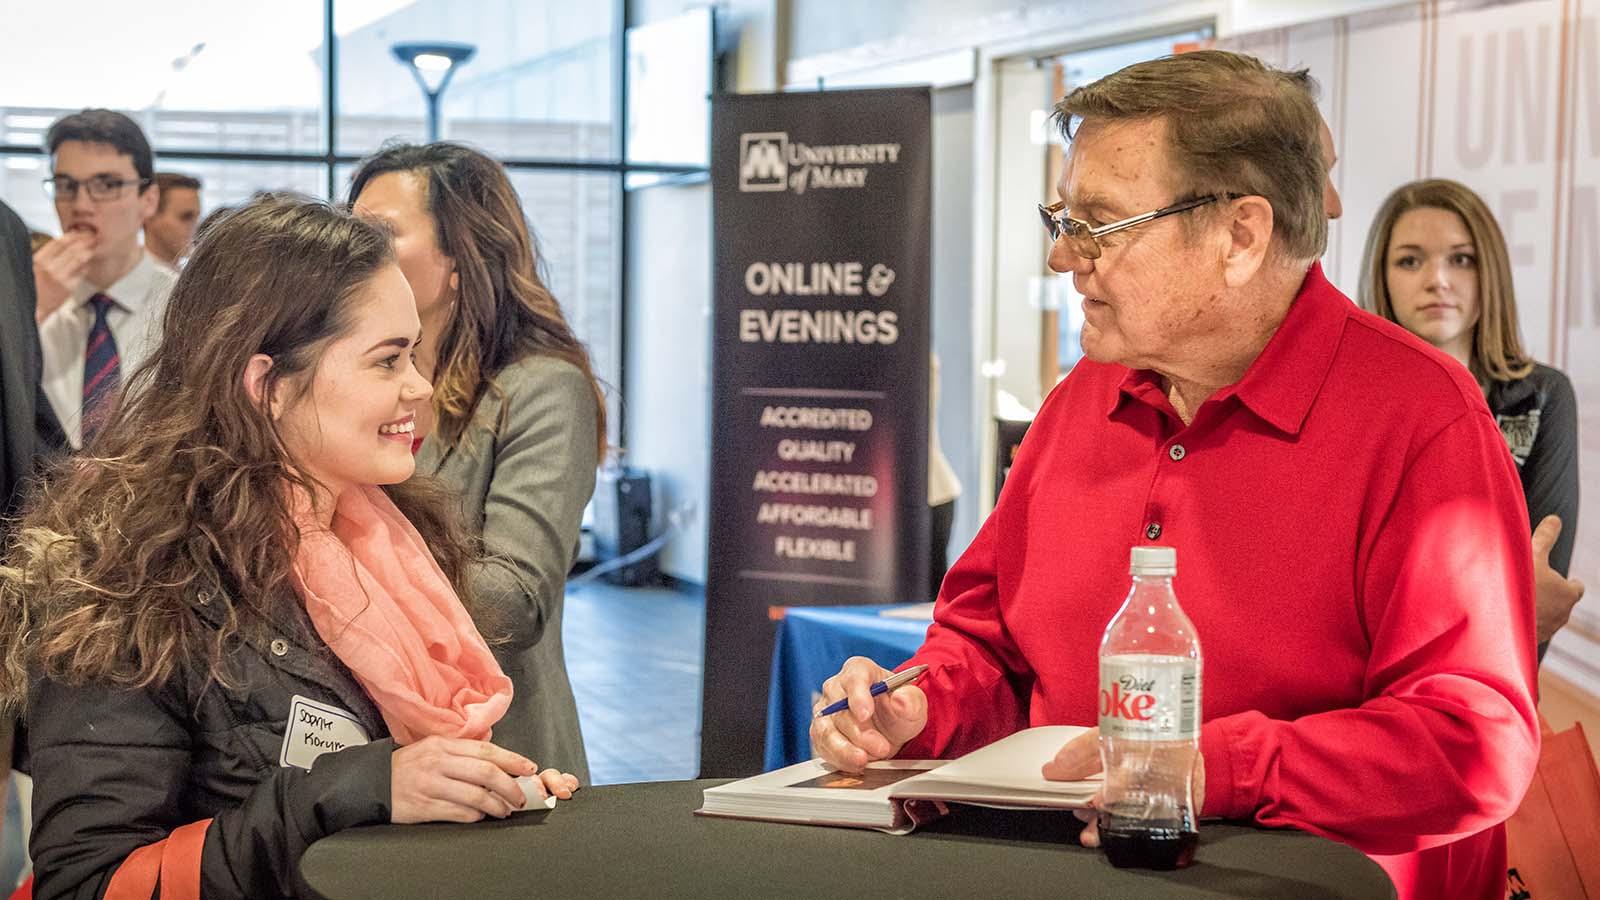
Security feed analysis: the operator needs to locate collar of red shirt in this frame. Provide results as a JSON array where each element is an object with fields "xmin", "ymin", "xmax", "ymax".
[{"xmin": 1109, "ymin": 262, "xmax": 1348, "ymax": 436}]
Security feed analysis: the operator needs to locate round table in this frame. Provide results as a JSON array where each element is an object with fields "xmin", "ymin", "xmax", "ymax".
[{"xmin": 298, "ymin": 779, "xmax": 1396, "ymax": 900}]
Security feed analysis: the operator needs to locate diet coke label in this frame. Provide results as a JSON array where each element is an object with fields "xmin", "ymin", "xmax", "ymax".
[{"xmin": 1098, "ymin": 654, "xmax": 1200, "ymax": 740}]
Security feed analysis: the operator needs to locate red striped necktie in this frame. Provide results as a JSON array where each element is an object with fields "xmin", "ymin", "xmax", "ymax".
[{"xmin": 82, "ymin": 292, "xmax": 121, "ymax": 445}]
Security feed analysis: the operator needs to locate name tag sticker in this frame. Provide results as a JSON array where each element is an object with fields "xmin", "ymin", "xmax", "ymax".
[
  {"xmin": 279, "ymin": 694, "xmax": 371, "ymax": 770},
  {"xmin": 516, "ymin": 775, "xmax": 559, "ymax": 811}
]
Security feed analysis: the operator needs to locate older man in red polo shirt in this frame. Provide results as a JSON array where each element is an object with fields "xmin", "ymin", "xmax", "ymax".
[{"xmin": 811, "ymin": 50, "xmax": 1538, "ymax": 900}]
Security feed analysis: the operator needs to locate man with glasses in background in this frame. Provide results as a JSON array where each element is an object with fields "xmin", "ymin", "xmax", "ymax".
[
  {"xmin": 33, "ymin": 109, "xmax": 175, "ymax": 449},
  {"xmin": 811, "ymin": 50, "xmax": 1537, "ymax": 900}
]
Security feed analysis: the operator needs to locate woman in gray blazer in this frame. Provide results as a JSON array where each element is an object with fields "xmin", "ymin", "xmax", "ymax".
[{"xmin": 349, "ymin": 143, "xmax": 606, "ymax": 781}]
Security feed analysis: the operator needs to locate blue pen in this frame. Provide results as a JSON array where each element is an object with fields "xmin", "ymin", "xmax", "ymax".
[{"xmin": 814, "ymin": 664, "xmax": 929, "ymax": 718}]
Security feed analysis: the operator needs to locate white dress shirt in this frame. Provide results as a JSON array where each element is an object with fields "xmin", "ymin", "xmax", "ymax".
[{"xmin": 38, "ymin": 253, "xmax": 176, "ymax": 448}]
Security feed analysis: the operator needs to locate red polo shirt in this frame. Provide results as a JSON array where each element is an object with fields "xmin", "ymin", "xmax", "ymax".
[{"xmin": 901, "ymin": 264, "xmax": 1538, "ymax": 900}]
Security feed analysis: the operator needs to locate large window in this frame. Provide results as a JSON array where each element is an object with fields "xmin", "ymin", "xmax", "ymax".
[
  {"xmin": 0, "ymin": 1, "xmax": 327, "ymax": 157},
  {"xmin": 1, "ymin": 1, "xmax": 706, "ymax": 440},
  {"xmin": 334, "ymin": 1, "xmax": 615, "ymax": 160}
]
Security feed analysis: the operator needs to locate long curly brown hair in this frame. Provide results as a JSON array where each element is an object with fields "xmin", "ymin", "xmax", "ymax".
[
  {"xmin": 348, "ymin": 142, "xmax": 606, "ymax": 452},
  {"xmin": 0, "ymin": 195, "xmax": 483, "ymax": 705}
]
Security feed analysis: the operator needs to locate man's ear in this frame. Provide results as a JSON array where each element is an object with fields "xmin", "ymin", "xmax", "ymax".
[
  {"xmin": 1220, "ymin": 195, "xmax": 1275, "ymax": 288},
  {"xmin": 138, "ymin": 181, "xmax": 160, "ymax": 225},
  {"xmin": 243, "ymin": 354, "xmax": 281, "ymax": 419}
]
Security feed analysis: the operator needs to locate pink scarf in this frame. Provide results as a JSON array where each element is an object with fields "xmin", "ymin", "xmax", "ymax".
[{"xmin": 290, "ymin": 484, "xmax": 512, "ymax": 745}]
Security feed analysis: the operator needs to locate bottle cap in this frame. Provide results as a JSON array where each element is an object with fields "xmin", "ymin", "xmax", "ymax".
[{"xmin": 1130, "ymin": 545, "xmax": 1176, "ymax": 576}]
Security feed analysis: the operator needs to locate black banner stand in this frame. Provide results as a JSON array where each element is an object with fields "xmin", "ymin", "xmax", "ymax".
[{"xmin": 701, "ymin": 87, "xmax": 932, "ymax": 777}]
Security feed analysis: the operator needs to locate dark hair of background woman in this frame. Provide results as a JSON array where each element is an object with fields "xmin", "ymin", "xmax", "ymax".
[{"xmin": 347, "ymin": 143, "xmax": 607, "ymax": 453}]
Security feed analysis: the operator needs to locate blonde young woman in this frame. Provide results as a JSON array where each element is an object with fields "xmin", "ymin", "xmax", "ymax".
[{"xmin": 1359, "ymin": 178, "xmax": 1582, "ymax": 655}]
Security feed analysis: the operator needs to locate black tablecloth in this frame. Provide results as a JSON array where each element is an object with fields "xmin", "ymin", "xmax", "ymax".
[{"xmin": 298, "ymin": 779, "xmax": 1396, "ymax": 900}]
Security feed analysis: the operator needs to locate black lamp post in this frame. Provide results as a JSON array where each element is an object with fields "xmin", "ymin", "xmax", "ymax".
[{"xmin": 390, "ymin": 42, "xmax": 477, "ymax": 142}]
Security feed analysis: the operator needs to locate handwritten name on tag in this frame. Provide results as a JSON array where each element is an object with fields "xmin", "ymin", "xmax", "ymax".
[{"xmin": 279, "ymin": 695, "xmax": 371, "ymax": 770}]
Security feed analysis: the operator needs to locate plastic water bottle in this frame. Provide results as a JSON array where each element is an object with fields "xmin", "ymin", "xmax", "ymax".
[{"xmin": 1096, "ymin": 545, "xmax": 1202, "ymax": 869}]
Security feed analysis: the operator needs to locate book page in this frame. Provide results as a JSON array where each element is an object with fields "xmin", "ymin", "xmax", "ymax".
[{"xmin": 891, "ymin": 725, "xmax": 1101, "ymax": 807}]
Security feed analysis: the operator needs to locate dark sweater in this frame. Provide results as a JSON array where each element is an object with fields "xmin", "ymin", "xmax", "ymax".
[
  {"xmin": 1488, "ymin": 363, "xmax": 1580, "ymax": 577},
  {"xmin": 1488, "ymin": 363, "xmax": 1579, "ymax": 662}
]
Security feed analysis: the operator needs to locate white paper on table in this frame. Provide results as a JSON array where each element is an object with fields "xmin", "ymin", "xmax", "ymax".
[
  {"xmin": 878, "ymin": 602, "xmax": 936, "ymax": 620},
  {"xmin": 516, "ymin": 774, "xmax": 559, "ymax": 811}
]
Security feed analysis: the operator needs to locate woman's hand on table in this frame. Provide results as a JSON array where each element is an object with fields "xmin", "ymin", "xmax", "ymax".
[
  {"xmin": 525, "ymin": 767, "xmax": 581, "ymax": 804},
  {"xmin": 1041, "ymin": 726, "xmax": 1206, "ymax": 848},
  {"xmin": 391, "ymin": 736, "xmax": 552, "ymax": 823}
]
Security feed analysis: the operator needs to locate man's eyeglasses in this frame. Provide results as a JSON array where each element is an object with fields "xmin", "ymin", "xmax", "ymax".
[
  {"xmin": 43, "ymin": 174, "xmax": 151, "ymax": 203},
  {"xmin": 1037, "ymin": 194, "xmax": 1233, "ymax": 260}
]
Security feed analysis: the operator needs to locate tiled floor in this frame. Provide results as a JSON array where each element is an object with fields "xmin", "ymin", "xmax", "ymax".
[{"xmin": 563, "ymin": 579, "xmax": 705, "ymax": 785}]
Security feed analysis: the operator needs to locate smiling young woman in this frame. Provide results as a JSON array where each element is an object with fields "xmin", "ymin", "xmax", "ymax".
[
  {"xmin": 0, "ymin": 195, "xmax": 579, "ymax": 900},
  {"xmin": 1359, "ymin": 178, "xmax": 1580, "ymax": 657}
]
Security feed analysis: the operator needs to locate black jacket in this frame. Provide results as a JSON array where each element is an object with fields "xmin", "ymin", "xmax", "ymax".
[
  {"xmin": 26, "ymin": 585, "xmax": 396, "ymax": 900},
  {"xmin": 1488, "ymin": 363, "xmax": 1580, "ymax": 662},
  {"xmin": 1488, "ymin": 363, "xmax": 1580, "ymax": 578},
  {"xmin": 0, "ymin": 199, "xmax": 64, "ymax": 526}
]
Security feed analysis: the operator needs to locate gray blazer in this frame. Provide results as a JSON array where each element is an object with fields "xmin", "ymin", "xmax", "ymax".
[{"xmin": 416, "ymin": 353, "xmax": 597, "ymax": 781}]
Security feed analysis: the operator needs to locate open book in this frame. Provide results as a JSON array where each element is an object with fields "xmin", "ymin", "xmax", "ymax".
[{"xmin": 697, "ymin": 725, "xmax": 1100, "ymax": 833}]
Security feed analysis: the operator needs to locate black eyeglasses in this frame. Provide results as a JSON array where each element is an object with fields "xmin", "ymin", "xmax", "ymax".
[
  {"xmin": 43, "ymin": 174, "xmax": 152, "ymax": 203},
  {"xmin": 1038, "ymin": 194, "xmax": 1234, "ymax": 259}
]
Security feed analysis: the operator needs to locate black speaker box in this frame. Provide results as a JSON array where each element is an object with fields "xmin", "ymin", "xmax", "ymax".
[{"xmin": 592, "ymin": 466, "xmax": 658, "ymax": 587}]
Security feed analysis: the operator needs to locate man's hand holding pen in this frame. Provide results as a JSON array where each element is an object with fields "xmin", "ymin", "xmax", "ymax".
[{"xmin": 810, "ymin": 657, "xmax": 929, "ymax": 773}]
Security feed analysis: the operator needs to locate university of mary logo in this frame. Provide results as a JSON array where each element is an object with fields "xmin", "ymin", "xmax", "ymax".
[
  {"xmin": 739, "ymin": 132, "xmax": 788, "ymax": 192},
  {"xmin": 736, "ymin": 131, "xmax": 901, "ymax": 194}
]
